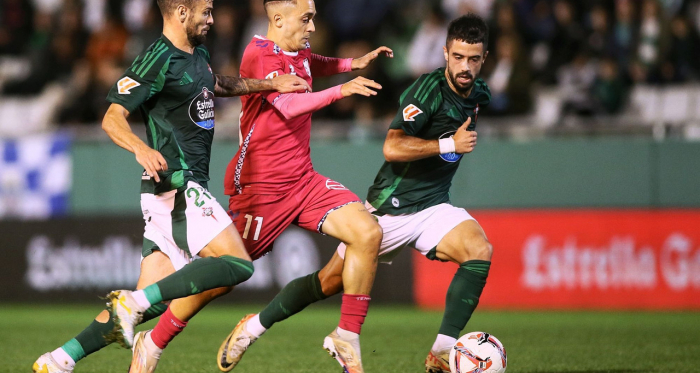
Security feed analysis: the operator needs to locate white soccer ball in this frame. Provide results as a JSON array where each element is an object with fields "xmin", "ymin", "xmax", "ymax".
[{"xmin": 449, "ymin": 332, "xmax": 507, "ymax": 373}]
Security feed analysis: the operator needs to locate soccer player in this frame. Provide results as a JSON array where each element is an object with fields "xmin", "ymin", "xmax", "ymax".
[
  {"xmin": 32, "ymin": 0, "xmax": 311, "ymax": 372},
  {"xmin": 217, "ymin": 1, "xmax": 392, "ymax": 373},
  {"xmin": 217, "ymin": 13, "xmax": 492, "ymax": 373}
]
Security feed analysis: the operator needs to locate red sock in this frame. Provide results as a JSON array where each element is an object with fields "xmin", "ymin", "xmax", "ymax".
[
  {"xmin": 339, "ymin": 294, "xmax": 371, "ymax": 334},
  {"xmin": 150, "ymin": 307, "xmax": 188, "ymax": 349}
]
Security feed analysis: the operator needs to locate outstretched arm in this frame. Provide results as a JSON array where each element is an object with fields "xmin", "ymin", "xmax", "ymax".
[
  {"xmin": 214, "ymin": 74, "xmax": 311, "ymax": 97},
  {"xmin": 273, "ymin": 76, "xmax": 381, "ymax": 119},
  {"xmin": 310, "ymin": 46, "xmax": 393, "ymax": 77},
  {"xmin": 351, "ymin": 46, "xmax": 393, "ymax": 70}
]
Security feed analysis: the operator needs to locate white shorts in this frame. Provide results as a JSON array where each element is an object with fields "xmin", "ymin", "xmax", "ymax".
[
  {"xmin": 141, "ymin": 181, "xmax": 231, "ymax": 270},
  {"xmin": 337, "ymin": 202, "xmax": 475, "ymax": 264}
]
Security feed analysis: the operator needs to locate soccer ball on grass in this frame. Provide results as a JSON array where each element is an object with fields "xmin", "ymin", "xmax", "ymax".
[{"xmin": 448, "ymin": 332, "xmax": 507, "ymax": 373}]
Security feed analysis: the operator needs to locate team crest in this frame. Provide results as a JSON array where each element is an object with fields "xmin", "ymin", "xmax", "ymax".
[
  {"xmin": 117, "ymin": 77, "xmax": 140, "ymax": 95},
  {"xmin": 474, "ymin": 104, "xmax": 479, "ymax": 123},
  {"xmin": 303, "ymin": 58, "xmax": 312, "ymax": 77},
  {"xmin": 403, "ymin": 104, "xmax": 423, "ymax": 121},
  {"xmin": 202, "ymin": 207, "xmax": 213, "ymax": 217}
]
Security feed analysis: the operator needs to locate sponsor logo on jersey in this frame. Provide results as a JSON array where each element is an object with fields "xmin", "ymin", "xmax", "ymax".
[
  {"xmin": 326, "ymin": 179, "xmax": 348, "ymax": 190},
  {"xmin": 117, "ymin": 77, "xmax": 140, "ymax": 95},
  {"xmin": 438, "ymin": 131, "xmax": 463, "ymax": 163},
  {"xmin": 403, "ymin": 104, "xmax": 423, "ymax": 121},
  {"xmin": 265, "ymin": 71, "xmax": 279, "ymax": 80},
  {"xmin": 189, "ymin": 87, "xmax": 215, "ymax": 130},
  {"xmin": 303, "ymin": 58, "xmax": 312, "ymax": 77},
  {"xmin": 392, "ymin": 197, "xmax": 400, "ymax": 207}
]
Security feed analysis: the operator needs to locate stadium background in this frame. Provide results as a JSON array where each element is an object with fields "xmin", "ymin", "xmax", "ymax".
[{"xmin": 1, "ymin": 0, "xmax": 700, "ymax": 366}]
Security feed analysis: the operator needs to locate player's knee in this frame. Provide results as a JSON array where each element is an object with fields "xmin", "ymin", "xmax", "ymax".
[
  {"xmin": 220, "ymin": 255, "xmax": 255, "ymax": 285},
  {"xmin": 467, "ymin": 239, "xmax": 493, "ymax": 261},
  {"xmin": 354, "ymin": 221, "xmax": 382, "ymax": 255}
]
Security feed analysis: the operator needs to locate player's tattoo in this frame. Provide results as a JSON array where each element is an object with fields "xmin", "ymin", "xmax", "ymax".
[{"xmin": 214, "ymin": 75, "xmax": 273, "ymax": 97}]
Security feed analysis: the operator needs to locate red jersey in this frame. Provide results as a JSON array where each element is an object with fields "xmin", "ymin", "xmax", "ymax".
[{"xmin": 225, "ymin": 36, "xmax": 347, "ymax": 196}]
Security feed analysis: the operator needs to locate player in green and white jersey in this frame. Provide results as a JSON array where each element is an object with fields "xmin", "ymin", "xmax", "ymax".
[
  {"xmin": 216, "ymin": 14, "xmax": 492, "ymax": 373},
  {"xmin": 32, "ymin": 1, "xmax": 310, "ymax": 373}
]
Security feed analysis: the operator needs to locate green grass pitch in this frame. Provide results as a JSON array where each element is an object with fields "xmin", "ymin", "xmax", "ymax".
[{"xmin": 4, "ymin": 303, "xmax": 699, "ymax": 373}]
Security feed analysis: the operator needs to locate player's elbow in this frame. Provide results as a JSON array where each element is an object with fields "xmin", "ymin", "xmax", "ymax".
[
  {"xmin": 102, "ymin": 105, "xmax": 125, "ymax": 133},
  {"xmin": 383, "ymin": 143, "xmax": 400, "ymax": 162}
]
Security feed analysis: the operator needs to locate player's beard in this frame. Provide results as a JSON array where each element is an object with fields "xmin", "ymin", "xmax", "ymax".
[
  {"xmin": 186, "ymin": 19, "xmax": 207, "ymax": 46},
  {"xmin": 447, "ymin": 65, "xmax": 474, "ymax": 95}
]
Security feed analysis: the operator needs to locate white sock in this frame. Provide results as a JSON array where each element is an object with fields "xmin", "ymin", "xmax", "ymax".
[
  {"xmin": 336, "ymin": 327, "xmax": 359, "ymax": 341},
  {"xmin": 50, "ymin": 347, "xmax": 76, "ymax": 371},
  {"xmin": 144, "ymin": 331, "xmax": 163, "ymax": 359},
  {"xmin": 131, "ymin": 290, "xmax": 152, "ymax": 310},
  {"xmin": 432, "ymin": 334, "xmax": 457, "ymax": 353},
  {"xmin": 245, "ymin": 314, "xmax": 267, "ymax": 338}
]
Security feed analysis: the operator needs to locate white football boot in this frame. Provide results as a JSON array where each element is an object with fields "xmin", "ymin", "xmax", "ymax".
[
  {"xmin": 129, "ymin": 330, "xmax": 162, "ymax": 373},
  {"xmin": 217, "ymin": 314, "xmax": 258, "ymax": 372},
  {"xmin": 32, "ymin": 353, "xmax": 72, "ymax": 373},
  {"xmin": 323, "ymin": 330, "xmax": 364, "ymax": 373},
  {"xmin": 106, "ymin": 290, "xmax": 145, "ymax": 348}
]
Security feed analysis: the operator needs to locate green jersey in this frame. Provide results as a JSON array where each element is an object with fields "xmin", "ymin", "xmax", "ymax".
[
  {"xmin": 367, "ymin": 68, "xmax": 491, "ymax": 215},
  {"xmin": 106, "ymin": 35, "xmax": 216, "ymax": 195}
]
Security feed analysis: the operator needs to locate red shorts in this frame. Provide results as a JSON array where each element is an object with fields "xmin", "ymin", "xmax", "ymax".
[{"xmin": 228, "ymin": 172, "xmax": 361, "ymax": 260}]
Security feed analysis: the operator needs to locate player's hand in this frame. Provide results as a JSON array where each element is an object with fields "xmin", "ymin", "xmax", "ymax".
[
  {"xmin": 351, "ymin": 46, "xmax": 394, "ymax": 70},
  {"xmin": 134, "ymin": 145, "xmax": 168, "ymax": 183},
  {"xmin": 271, "ymin": 74, "xmax": 311, "ymax": 93},
  {"xmin": 341, "ymin": 76, "xmax": 382, "ymax": 97},
  {"xmin": 453, "ymin": 118, "xmax": 477, "ymax": 154}
]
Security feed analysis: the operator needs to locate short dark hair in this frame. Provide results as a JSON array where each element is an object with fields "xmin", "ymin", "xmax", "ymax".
[
  {"xmin": 263, "ymin": 0, "xmax": 296, "ymax": 11},
  {"xmin": 157, "ymin": 0, "xmax": 197, "ymax": 16},
  {"xmin": 446, "ymin": 13, "xmax": 489, "ymax": 52}
]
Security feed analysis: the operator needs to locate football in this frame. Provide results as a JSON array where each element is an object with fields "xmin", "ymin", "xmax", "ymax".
[{"xmin": 449, "ymin": 332, "xmax": 507, "ymax": 373}]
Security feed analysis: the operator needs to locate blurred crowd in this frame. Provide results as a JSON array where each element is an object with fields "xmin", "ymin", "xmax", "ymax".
[{"xmin": 1, "ymin": 0, "xmax": 700, "ymax": 133}]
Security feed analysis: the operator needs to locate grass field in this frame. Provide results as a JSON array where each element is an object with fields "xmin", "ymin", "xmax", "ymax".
[{"xmin": 4, "ymin": 304, "xmax": 699, "ymax": 373}]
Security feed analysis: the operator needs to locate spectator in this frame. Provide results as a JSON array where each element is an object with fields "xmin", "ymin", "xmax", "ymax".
[
  {"xmin": 585, "ymin": 4, "xmax": 615, "ymax": 59},
  {"xmin": 484, "ymin": 33, "xmax": 532, "ymax": 115},
  {"xmin": 612, "ymin": 0, "xmax": 638, "ymax": 74},
  {"xmin": 636, "ymin": 0, "xmax": 668, "ymax": 75},
  {"xmin": 0, "ymin": 0, "xmax": 34, "ymax": 55},
  {"xmin": 558, "ymin": 51, "xmax": 597, "ymax": 116},
  {"xmin": 593, "ymin": 57, "xmax": 627, "ymax": 114},
  {"xmin": 406, "ymin": 3, "xmax": 448, "ymax": 78},
  {"xmin": 543, "ymin": 0, "xmax": 585, "ymax": 84},
  {"xmin": 662, "ymin": 14, "xmax": 700, "ymax": 82}
]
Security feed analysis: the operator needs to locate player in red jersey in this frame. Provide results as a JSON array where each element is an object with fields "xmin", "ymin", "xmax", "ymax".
[{"xmin": 218, "ymin": 1, "xmax": 392, "ymax": 373}]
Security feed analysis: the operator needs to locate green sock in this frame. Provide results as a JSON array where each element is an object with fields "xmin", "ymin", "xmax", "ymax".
[
  {"xmin": 259, "ymin": 270, "xmax": 329, "ymax": 328},
  {"xmin": 67, "ymin": 302, "xmax": 167, "ymax": 362},
  {"xmin": 438, "ymin": 260, "xmax": 491, "ymax": 338},
  {"xmin": 145, "ymin": 256, "xmax": 254, "ymax": 303}
]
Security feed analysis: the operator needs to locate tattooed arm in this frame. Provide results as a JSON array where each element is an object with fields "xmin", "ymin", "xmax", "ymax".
[{"xmin": 214, "ymin": 74, "xmax": 311, "ymax": 97}]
